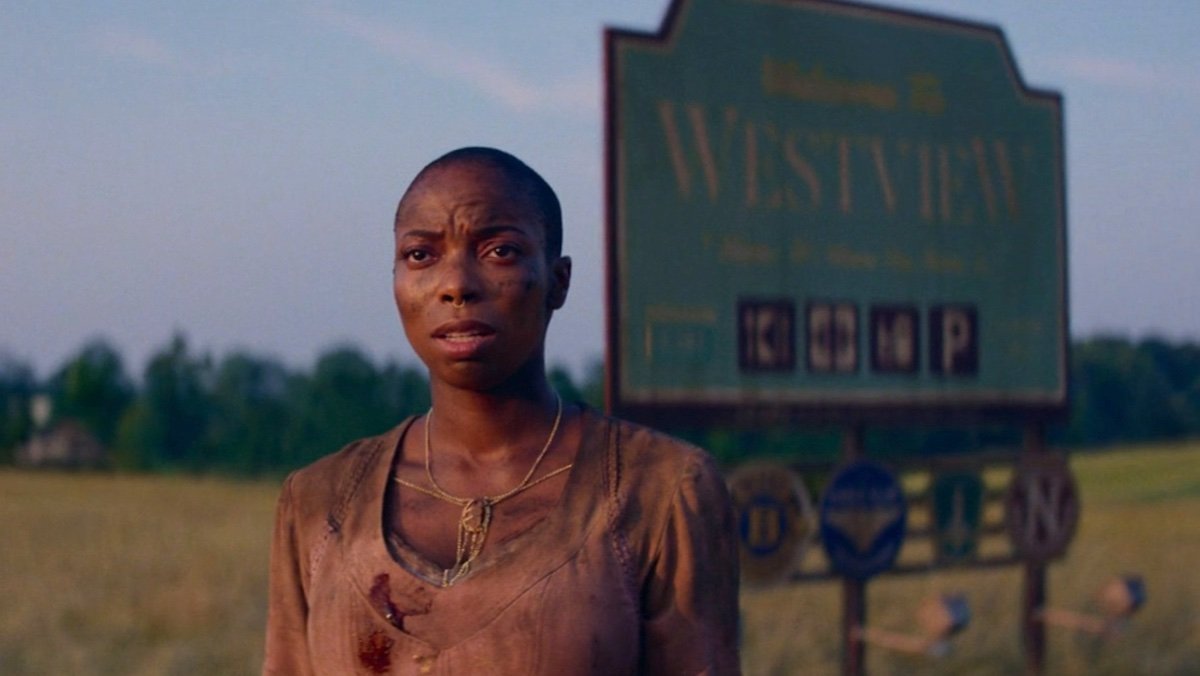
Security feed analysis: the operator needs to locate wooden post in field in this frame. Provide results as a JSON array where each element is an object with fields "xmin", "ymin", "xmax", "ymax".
[
  {"xmin": 1024, "ymin": 559, "xmax": 1047, "ymax": 675},
  {"xmin": 841, "ymin": 426, "xmax": 866, "ymax": 676},
  {"xmin": 1021, "ymin": 423, "xmax": 1048, "ymax": 675}
]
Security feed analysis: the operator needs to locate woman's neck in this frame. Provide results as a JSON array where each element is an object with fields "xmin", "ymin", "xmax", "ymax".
[{"xmin": 425, "ymin": 379, "xmax": 562, "ymax": 466}]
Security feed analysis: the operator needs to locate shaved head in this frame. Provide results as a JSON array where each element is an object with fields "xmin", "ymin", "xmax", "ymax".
[{"xmin": 395, "ymin": 147, "xmax": 563, "ymax": 260}]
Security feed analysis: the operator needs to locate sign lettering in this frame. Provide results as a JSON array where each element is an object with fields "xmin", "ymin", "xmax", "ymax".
[
  {"xmin": 870, "ymin": 306, "xmax": 919, "ymax": 374},
  {"xmin": 658, "ymin": 99, "xmax": 1024, "ymax": 226},
  {"xmin": 739, "ymin": 300, "xmax": 796, "ymax": 372},
  {"xmin": 930, "ymin": 305, "xmax": 979, "ymax": 376},
  {"xmin": 807, "ymin": 302, "xmax": 857, "ymax": 373}
]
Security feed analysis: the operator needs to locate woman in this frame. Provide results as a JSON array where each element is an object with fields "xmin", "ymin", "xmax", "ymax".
[{"xmin": 264, "ymin": 147, "xmax": 740, "ymax": 675}]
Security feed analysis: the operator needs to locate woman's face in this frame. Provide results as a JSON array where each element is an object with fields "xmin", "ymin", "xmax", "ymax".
[{"xmin": 393, "ymin": 162, "xmax": 570, "ymax": 391}]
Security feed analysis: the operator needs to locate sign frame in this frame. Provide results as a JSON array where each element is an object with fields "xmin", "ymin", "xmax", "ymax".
[{"xmin": 604, "ymin": 0, "xmax": 1069, "ymax": 427}]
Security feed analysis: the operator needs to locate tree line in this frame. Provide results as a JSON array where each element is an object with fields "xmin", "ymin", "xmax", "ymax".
[
  {"xmin": 0, "ymin": 334, "xmax": 1197, "ymax": 475},
  {"xmin": 0, "ymin": 333, "xmax": 598, "ymax": 476}
]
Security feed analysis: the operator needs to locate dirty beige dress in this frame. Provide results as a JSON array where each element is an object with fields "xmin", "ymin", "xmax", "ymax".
[{"xmin": 264, "ymin": 408, "xmax": 741, "ymax": 675}]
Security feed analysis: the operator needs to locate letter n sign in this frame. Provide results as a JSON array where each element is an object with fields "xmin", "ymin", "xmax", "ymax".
[
  {"xmin": 930, "ymin": 305, "xmax": 978, "ymax": 376},
  {"xmin": 1005, "ymin": 453, "xmax": 1079, "ymax": 561},
  {"xmin": 739, "ymin": 299, "xmax": 796, "ymax": 372}
]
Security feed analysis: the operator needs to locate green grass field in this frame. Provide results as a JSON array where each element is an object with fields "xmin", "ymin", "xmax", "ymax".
[{"xmin": 2, "ymin": 441, "xmax": 1197, "ymax": 675}]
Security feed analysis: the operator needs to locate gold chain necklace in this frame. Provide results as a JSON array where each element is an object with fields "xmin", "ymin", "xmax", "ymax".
[{"xmin": 393, "ymin": 395, "xmax": 570, "ymax": 587}]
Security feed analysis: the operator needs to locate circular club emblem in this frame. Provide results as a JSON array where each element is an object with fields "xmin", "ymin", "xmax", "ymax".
[
  {"xmin": 1005, "ymin": 452, "xmax": 1079, "ymax": 562},
  {"xmin": 728, "ymin": 462, "xmax": 816, "ymax": 586},
  {"xmin": 819, "ymin": 460, "xmax": 907, "ymax": 580}
]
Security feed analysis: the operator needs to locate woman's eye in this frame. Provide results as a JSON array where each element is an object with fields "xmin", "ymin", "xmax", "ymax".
[
  {"xmin": 402, "ymin": 249, "xmax": 432, "ymax": 264},
  {"xmin": 487, "ymin": 244, "xmax": 520, "ymax": 260}
]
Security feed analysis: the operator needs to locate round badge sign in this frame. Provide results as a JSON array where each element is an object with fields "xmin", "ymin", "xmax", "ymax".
[
  {"xmin": 819, "ymin": 460, "xmax": 907, "ymax": 580},
  {"xmin": 1005, "ymin": 452, "xmax": 1079, "ymax": 562},
  {"xmin": 728, "ymin": 462, "xmax": 816, "ymax": 586}
]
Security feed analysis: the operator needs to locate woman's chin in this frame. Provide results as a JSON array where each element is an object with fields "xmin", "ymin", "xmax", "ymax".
[{"xmin": 430, "ymin": 355, "xmax": 546, "ymax": 394}]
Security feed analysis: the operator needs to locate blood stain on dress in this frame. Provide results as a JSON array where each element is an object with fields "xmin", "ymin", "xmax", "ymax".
[
  {"xmin": 370, "ymin": 573, "xmax": 404, "ymax": 628},
  {"xmin": 358, "ymin": 629, "xmax": 395, "ymax": 673}
]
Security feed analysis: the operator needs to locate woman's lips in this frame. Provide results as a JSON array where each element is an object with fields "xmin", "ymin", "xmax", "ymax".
[{"xmin": 432, "ymin": 320, "xmax": 497, "ymax": 358}]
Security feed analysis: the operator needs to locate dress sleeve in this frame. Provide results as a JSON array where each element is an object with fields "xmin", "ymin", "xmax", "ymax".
[
  {"xmin": 263, "ymin": 473, "xmax": 315, "ymax": 676},
  {"xmin": 641, "ymin": 453, "xmax": 742, "ymax": 675}
]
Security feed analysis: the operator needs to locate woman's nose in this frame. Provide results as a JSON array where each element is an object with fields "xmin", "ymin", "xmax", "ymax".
[{"xmin": 438, "ymin": 252, "xmax": 482, "ymax": 307}]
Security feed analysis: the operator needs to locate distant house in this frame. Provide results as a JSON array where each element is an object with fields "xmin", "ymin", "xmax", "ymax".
[{"xmin": 16, "ymin": 419, "xmax": 107, "ymax": 468}]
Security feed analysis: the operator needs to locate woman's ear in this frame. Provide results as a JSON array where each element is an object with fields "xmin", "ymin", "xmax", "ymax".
[{"xmin": 547, "ymin": 256, "xmax": 571, "ymax": 310}]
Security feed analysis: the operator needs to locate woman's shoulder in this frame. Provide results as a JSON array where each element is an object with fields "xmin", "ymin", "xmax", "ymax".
[
  {"xmin": 585, "ymin": 409, "xmax": 734, "ymax": 570},
  {"xmin": 283, "ymin": 418, "xmax": 413, "ymax": 507},
  {"xmin": 584, "ymin": 408, "xmax": 723, "ymax": 491}
]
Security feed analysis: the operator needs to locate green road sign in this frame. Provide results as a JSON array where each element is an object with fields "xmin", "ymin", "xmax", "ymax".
[
  {"xmin": 606, "ymin": 0, "xmax": 1067, "ymax": 424},
  {"xmin": 931, "ymin": 470, "xmax": 984, "ymax": 563}
]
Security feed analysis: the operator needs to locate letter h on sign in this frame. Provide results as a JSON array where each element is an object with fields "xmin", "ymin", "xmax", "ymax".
[{"xmin": 870, "ymin": 306, "xmax": 919, "ymax": 374}]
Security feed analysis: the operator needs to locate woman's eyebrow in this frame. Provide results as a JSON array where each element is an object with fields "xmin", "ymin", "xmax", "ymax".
[
  {"xmin": 471, "ymin": 223, "xmax": 534, "ymax": 239},
  {"xmin": 396, "ymin": 228, "xmax": 443, "ymax": 241},
  {"xmin": 395, "ymin": 223, "xmax": 537, "ymax": 242}
]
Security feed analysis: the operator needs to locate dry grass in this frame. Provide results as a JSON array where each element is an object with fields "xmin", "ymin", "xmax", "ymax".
[
  {"xmin": 1, "ymin": 440, "xmax": 1197, "ymax": 674},
  {"xmin": 0, "ymin": 470, "xmax": 278, "ymax": 675}
]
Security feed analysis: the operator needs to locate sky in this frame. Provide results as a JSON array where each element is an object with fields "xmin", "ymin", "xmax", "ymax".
[{"xmin": 3, "ymin": 0, "xmax": 1198, "ymax": 381}]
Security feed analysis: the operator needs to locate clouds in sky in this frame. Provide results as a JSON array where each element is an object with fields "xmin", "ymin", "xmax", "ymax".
[
  {"xmin": 307, "ymin": 6, "xmax": 597, "ymax": 114},
  {"xmin": 89, "ymin": 20, "xmax": 275, "ymax": 80}
]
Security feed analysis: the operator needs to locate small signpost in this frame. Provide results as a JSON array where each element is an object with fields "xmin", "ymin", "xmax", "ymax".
[
  {"xmin": 728, "ymin": 462, "xmax": 817, "ymax": 585},
  {"xmin": 1005, "ymin": 451, "xmax": 1079, "ymax": 562},
  {"xmin": 606, "ymin": 0, "xmax": 1068, "ymax": 673},
  {"xmin": 819, "ymin": 460, "xmax": 907, "ymax": 580},
  {"xmin": 932, "ymin": 470, "xmax": 985, "ymax": 563}
]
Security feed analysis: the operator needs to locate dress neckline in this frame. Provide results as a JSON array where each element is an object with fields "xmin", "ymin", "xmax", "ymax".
[
  {"xmin": 383, "ymin": 407, "xmax": 582, "ymax": 586},
  {"xmin": 347, "ymin": 406, "xmax": 608, "ymax": 596}
]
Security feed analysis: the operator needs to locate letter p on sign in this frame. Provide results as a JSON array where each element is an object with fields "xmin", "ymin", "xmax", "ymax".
[{"xmin": 930, "ymin": 305, "xmax": 978, "ymax": 376}]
